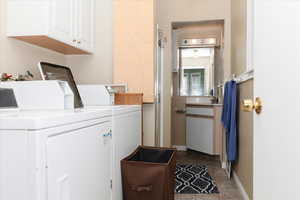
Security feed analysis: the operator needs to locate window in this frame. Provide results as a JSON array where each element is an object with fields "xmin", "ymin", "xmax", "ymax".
[{"xmin": 179, "ymin": 48, "xmax": 214, "ymax": 96}]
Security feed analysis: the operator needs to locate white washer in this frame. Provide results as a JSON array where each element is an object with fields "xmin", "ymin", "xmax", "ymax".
[
  {"xmin": 0, "ymin": 109, "xmax": 113, "ymax": 200},
  {"xmin": 85, "ymin": 105, "xmax": 141, "ymax": 200}
]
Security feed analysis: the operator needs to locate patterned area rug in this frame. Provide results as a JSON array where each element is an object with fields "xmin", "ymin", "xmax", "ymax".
[{"xmin": 175, "ymin": 164, "xmax": 219, "ymax": 194}]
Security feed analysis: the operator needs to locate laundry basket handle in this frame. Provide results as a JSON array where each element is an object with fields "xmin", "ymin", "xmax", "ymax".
[{"xmin": 131, "ymin": 185, "xmax": 153, "ymax": 192}]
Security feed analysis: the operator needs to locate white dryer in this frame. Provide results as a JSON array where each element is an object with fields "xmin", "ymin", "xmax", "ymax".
[
  {"xmin": 86, "ymin": 105, "xmax": 141, "ymax": 200},
  {"xmin": 75, "ymin": 90, "xmax": 142, "ymax": 200},
  {"xmin": 39, "ymin": 62, "xmax": 142, "ymax": 200}
]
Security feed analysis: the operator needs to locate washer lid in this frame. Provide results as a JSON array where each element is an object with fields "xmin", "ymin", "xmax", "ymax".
[{"xmin": 0, "ymin": 109, "xmax": 112, "ymax": 130}]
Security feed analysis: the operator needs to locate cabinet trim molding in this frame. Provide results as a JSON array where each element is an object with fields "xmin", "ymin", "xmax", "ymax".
[{"xmin": 11, "ymin": 35, "xmax": 90, "ymax": 55}]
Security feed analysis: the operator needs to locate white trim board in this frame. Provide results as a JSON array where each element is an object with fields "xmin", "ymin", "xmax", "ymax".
[
  {"xmin": 233, "ymin": 171, "xmax": 250, "ymax": 200},
  {"xmin": 173, "ymin": 145, "xmax": 187, "ymax": 151},
  {"xmin": 246, "ymin": 0, "xmax": 254, "ymax": 71},
  {"xmin": 235, "ymin": 69, "xmax": 254, "ymax": 84}
]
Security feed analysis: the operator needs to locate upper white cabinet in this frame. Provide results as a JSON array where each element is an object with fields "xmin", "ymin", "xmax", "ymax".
[
  {"xmin": 76, "ymin": 0, "xmax": 94, "ymax": 51},
  {"xmin": 49, "ymin": 0, "xmax": 74, "ymax": 46},
  {"xmin": 7, "ymin": 0, "xmax": 95, "ymax": 55}
]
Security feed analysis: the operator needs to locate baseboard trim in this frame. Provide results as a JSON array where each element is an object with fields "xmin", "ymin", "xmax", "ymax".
[
  {"xmin": 173, "ymin": 145, "xmax": 187, "ymax": 151},
  {"xmin": 232, "ymin": 171, "xmax": 250, "ymax": 200}
]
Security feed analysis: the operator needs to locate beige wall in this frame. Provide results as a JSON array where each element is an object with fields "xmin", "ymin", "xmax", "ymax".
[
  {"xmin": 66, "ymin": 0, "xmax": 113, "ymax": 84},
  {"xmin": 231, "ymin": 0, "xmax": 253, "ymax": 199},
  {"xmin": 157, "ymin": 0, "xmax": 231, "ymax": 147},
  {"xmin": 171, "ymin": 96, "xmax": 186, "ymax": 146},
  {"xmin": 113, "ymin": 0, "xmax": 155, "ymax": 103},
  {"xmin": 231, "ymin": 0, "xmax": 247, "ymax": 76},
  {"xmin": 234, "ymin": 79, "xmax": 253, "ymax": 199},
  {"xmin": 0, "ymin": 0, "xmax": 66, "ymax": 78}
]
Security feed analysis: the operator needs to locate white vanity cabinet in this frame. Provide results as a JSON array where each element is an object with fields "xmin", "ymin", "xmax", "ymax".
[
  {"xmin": 7, "ymin": 0, "xmax": 94, "ymax": 54},
  {"xmin": 186, "ymin": 105, "xmax": 223, "ymax": 155}
]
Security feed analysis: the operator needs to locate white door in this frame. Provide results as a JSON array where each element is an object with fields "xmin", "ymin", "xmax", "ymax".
[
  {"xmin": 253, "ymin": 0, "xmax": 300, "ymax": 199},
  {"xmin": 49, "ymin": 0, "xmax": 74, "ymax": 45},
  {"xmin": 76, "ymin": 0, "xmax": 94, "ymax": 52},
  {"xmin": 47, "ymin": 122, "xmax": 112, "ymax": 200}
]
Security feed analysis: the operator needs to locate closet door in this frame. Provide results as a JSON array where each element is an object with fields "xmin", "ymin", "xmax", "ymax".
[
  {"xmin": 49, "ymin": 0, "xmax": 75, "ymax": 45},
  {"xmin": 76, "ymin": 0, "xmax": 94, "ymax": 52}
]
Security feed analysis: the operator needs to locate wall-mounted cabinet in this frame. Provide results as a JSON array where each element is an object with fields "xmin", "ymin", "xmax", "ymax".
[
  {"xmin": 7, "ymin": 0, "xmax": 94, "ymax": 55},
  {"xmin": 113, "ymin": 0, "xmax": 155, "ymax": 103}
]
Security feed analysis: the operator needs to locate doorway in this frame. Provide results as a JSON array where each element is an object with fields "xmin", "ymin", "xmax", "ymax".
[
  {"xmin": 171, "ymin": 20, "xmax": 225, "ymax": 150},
  {"xmin": 169, "ymin": 20, "xmax": 243, "ymax": 198}
]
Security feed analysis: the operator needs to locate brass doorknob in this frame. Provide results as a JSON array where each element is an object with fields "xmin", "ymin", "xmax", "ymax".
[{"xmin": 242, "ymin": 97, "xmax": 262, "ymax": 114}]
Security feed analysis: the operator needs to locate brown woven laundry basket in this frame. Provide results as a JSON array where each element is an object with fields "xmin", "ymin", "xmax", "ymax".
[{"xmin": 121, "ymin": 146, "xmax": 176, "ymax": 200}]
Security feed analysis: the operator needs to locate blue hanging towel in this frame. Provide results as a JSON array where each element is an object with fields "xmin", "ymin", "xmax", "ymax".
[
  {"xmin": 221, "ymin": 82, "xmax": 231, "ymax": 130},
  {"xmin": 221, "ymin": 80, "xmax": 237, "ymax": 162}
]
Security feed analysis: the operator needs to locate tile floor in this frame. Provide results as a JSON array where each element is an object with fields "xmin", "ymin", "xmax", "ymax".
[{"xmin": 175, "ymin": 150, "xmax": 243, "ymax": 200}]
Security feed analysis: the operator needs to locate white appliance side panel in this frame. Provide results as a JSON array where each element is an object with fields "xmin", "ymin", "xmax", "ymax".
[
  {"xmin": 186, "ymin": 117, "xmax": 214, "ymax": 155},
  {"xmin": 47, "ymin": 122, "xmax": 112, "ymax": 200},
  {"xmin": 0, "ymin": 131, "xmax": 36, "ymax": 200},
  {"xmin": 112, "ymin": 111, "xmax": 142, "ymax": 200}
]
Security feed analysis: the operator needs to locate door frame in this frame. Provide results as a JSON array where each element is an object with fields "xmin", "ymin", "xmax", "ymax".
[{"xmin": 155, "ymin": 25, "xmax": 164, "ymax": 147}]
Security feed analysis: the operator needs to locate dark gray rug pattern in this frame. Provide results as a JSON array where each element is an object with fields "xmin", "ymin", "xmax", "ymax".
[{"xmin": 175, "ymin": 164, "xmax": 219, "ymax": 194}]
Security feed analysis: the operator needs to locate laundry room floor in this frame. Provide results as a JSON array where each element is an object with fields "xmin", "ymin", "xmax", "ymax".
[{"xmin": 175, "ymin": 150, "xmax": 244, "ymax": 200}]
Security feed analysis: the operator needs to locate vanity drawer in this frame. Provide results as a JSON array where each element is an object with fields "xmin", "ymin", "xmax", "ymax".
[{"xmin": 186, "ymin": 107, "xmax": 214, "ymax": 116}]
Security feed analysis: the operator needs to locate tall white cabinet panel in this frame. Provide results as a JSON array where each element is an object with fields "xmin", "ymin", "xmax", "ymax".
[
  {"xmin": 49, "ymin": 0, "xmax": 74, "ymax": 45},
  {"xmin": 47, "ymin": 123, "xmax": 112, "ymax": 200}
]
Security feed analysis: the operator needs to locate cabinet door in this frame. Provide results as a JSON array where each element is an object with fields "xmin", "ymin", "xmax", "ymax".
[
  {"xmin": 186, "ymin": 117, "xmax": 214, "ymax": 155},
  {"xmin": 49, "ymin": 0, "xmax": 75, "ymax": 45},
  {"xmin": 46, "ymin": 122, "xmax": 112, "ymax": 200},
  {"xmin": 76, "ymin": 0, "xmax": 94, "ymax": 52}
]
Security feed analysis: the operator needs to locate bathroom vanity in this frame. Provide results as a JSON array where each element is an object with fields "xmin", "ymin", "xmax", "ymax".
[{"xmin": 186, "ymin": 103, "xmax": 223, "ymax": 155}]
